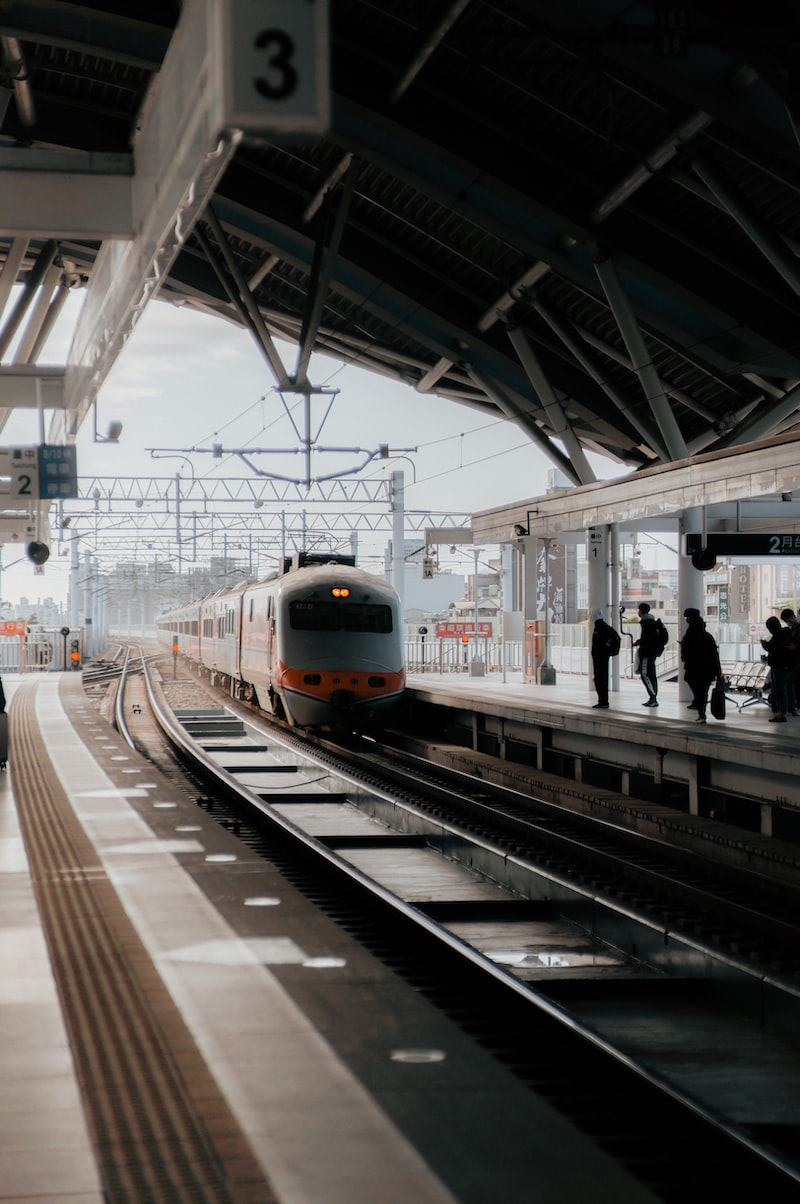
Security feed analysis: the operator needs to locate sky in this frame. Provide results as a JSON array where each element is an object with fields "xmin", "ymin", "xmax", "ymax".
[{"xmin": 0, "ymin": 288, "xmax": 648, "ymax": 606}]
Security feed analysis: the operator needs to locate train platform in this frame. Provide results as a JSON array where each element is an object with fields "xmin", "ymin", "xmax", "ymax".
[
  {"xmin": 403, "ymin": 667, "xmax": 800, "ymax": 877},
  {"xmin": 407, "ymin": 663, "xmax": 776, "ymax": 727},
  {"xmin": 0, "ymin": 671, "xmax": 661, "ymax": 1204}
]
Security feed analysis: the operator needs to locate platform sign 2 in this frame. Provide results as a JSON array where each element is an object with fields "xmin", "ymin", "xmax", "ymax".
[
  {"xmin": 37, "ymin": 445, "xmax": 78, "ymax": 499},
  {"xmin": 686, "ymin": 532, "xmax": 800, "ymax": 556},
  {"xmin": 9, "ymin": 447, "xmax": 39, "ymax": 499},
  {"xmin": 224, "ymin": 0, "xmax": 330, "ymax": 135}
]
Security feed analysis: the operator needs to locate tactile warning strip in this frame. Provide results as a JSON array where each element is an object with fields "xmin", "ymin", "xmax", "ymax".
[{"xmin": 10, "ymin": 679, "xmax": 277, "ymax": 1204}]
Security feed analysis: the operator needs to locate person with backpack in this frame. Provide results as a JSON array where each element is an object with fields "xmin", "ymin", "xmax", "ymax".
[
  {"xmin": 680, "ymin": 608, "xmax": 721, "ymax": 723},
  {"xmin": 590, "ymin": 607, "xmax": 620, "ymax": 709},
  {"xmin": 633, "ymin": 601, "xmax": 666, "ymax": 707}
]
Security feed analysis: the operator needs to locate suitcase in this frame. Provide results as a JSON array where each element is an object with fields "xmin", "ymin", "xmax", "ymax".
[
  {"xmin": 0, "ymin": 710, "xmax": 9, "ymax": 769},
  {"xmin": 710, "ymin": 681, "xmax": 726, "ymax": 721}
]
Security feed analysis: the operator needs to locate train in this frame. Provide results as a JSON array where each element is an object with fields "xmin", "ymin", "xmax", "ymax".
[{"xmin": 155, "ymin": 553, "xmax": 406, "ymax": 729}]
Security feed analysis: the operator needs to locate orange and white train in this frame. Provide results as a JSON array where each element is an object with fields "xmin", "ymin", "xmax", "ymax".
[{"xmin": 156, "ymin": 553, "xmax": 405, "ymax": 729}]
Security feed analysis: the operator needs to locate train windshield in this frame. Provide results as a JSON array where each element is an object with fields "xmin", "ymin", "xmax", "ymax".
[
  {"xmin": 289, "ymin": 600, "xmax": 393, "ymax": 633},
  {"xmin": 343, "ymin": 604, "xmax": 393, "ymax": 633}
]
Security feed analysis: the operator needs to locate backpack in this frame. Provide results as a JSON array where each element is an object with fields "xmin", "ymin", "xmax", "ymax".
[
  {"xmin": 653, "ymin": 618, "xmax": 669, "ymax": 656},
  {"xmin": 606, "ymin": 627, "xmax": 621, "ymax": 657}
]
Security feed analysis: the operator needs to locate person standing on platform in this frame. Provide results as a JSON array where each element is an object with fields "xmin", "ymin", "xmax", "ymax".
[
  {"xmin": 762, "ymin": 615, "xmax": 794, "ymax": 723},
  {"xmin": 590, "ymin": 607, "xmax": 620, "ymax": 709},
  {"xmin": 633, "ymin": 602, "xmax": 660, "ymax": 707},
  {"xmin": 779, "ymin": 608, "xmax": 800, "ymax": 715},
  {"xmin": 0, "ymin": 673, "xmax": 7, "ymax": 770},
  {"xmin": 680, "ymin": 608, "xmax": 721, "ymax": 723}
]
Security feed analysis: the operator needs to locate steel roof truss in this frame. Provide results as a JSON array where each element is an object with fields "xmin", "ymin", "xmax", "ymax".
[
  {"xmin": 294, "ymin": 163, "xmax": 356, "ymax": 386},
  {"xmin": 716, "ymin": 380, "xmax": 800, "ymax": 450},
  {"xmin": 692, "ymin": 154, "xmax": 800, "ymax": 301},
  {"xmin": 533, "ymin": 297, "xmax": 669, "ymax": 461},
  {"xmin": 505, "ymin": 325, "xmax": 595, "ymax": 485},
  {"xmin": 0, "ymin": 239, "xmax": 57, "ymax": 360},
  {"xmin": 195, "ymin": 209, "xmax": 289, "ymax": 390},
  {"xmin": 464, "ymin": 362, "xmax": 581, "ymax": 486},
  {"xmin": 594, "ymin": 254, "xmax": 688, "ymax": 462}
]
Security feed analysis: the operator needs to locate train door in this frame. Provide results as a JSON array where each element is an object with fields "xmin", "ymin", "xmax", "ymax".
[{"xmin": 266, "ymin": 595, "xmax": 275, "ymax": 666}]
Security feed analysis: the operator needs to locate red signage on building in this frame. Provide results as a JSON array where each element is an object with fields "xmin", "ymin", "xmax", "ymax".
[
  {"xmin": 0, "ymin": 620, "xmax": 26, "ymax": 636},
  {"xmin": 436, "ymin": 621, "xmax": 492, "ymax": 638}
]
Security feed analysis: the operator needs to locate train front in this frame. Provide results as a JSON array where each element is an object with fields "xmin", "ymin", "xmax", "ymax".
[{"xmin": 275, "ymin": 566, "xmax": 405, "ymax": 728}]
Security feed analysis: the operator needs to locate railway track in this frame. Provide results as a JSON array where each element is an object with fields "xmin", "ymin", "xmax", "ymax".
[
  {"xmin": 311, "ymin": 731, "xmax": 800, "ymax": 979},
  {"xmin": 108, "ymin": 653, "xmax": 800, "ymax": 1202}
]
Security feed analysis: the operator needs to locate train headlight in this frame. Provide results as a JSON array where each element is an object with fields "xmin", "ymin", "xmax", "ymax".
[
  {"xmin": 331, "ymin": 586, "xmax": 350, "ymax": 597},
  {"xmin": 368, "ymin": 676, "xmax": 386, "ymax": 687},
  {"xmin": 303, "ymin": 673, "xmax": 322, "ymax": 684}
]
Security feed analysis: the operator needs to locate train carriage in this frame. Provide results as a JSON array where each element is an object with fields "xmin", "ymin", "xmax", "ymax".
[
  {"xmin": 156, "ymin": 600, "xmax": 202, "ymax": 662},
  {"xmin": 157, "ymin": 555, "xmax": 405, "ymax": 729},
  {"xmin": 198, "ymin": 581, "xmax": 250, "ymax": 687}
]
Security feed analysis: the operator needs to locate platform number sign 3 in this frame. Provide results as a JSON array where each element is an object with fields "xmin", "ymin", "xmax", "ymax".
[{"xmin": 227, "ymin": 0, "xmax": 330, "ymax": 135}]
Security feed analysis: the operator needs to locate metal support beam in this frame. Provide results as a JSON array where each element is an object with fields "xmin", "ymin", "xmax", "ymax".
[
  {"xmin": 591, "ymin": 110, "xmax": 714, "ymax": 225},
  {"xmin": 594, "ymin": 254, "xmax": 689, "ymax": 462},
  {"xmin": 391, "ymin": 0, "xmax": 472, "ymax": 101},
  {"xmin": 12, "ymin": 260, "xmax": 63, "ymax": 363},
  {"xmin": 506, "ymin": 325, "xmax": 596, "ymax": 484},
  {"xmin": 692, "ymin": 154, "xmax": 800, "ymax": 300},
  {"xmin": 715, "ymin": 380, "xmax": 800, "ymax": 448},
  {"xmin": 477, "ymin": 260, "xmax": 551, "ymax": 333},
  {"xmin": 25, "ymin": 282, "xmax": 72, "ymax": 364},
  {"xmin": 295, "ymin": 164, "xmax": 356, "ymax": 385},
  {"xmin": 0, "ymin": 240, "xmax": 57, "ymax": 360},
  {"xmin": 302, "ymin": 153, "xmax": 353, "ymax": 223},
  {"xmin": 533, "ymin": 298, "xmax": 670, "ymax": 459},
  {"xmin": 464, "ymin": 362, "xmax": 581, "ymax": 486},
  {"xmin": 196, "ymin": 210, "xmax": 290, "ymax": 389}
]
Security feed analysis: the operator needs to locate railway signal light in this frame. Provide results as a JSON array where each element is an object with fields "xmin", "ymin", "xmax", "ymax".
[
  {"xmin": 70, "ymin": 638, "xmax": 80, "ymax": 669},
  {"xmin": 27, "ymin": 541, "xmax": 49, "ymax": 565}
]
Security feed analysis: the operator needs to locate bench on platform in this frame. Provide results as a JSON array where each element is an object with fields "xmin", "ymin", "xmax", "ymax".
[{"xmin": 720, "ymin": 661, "xmax": 771, "ymax": 709}]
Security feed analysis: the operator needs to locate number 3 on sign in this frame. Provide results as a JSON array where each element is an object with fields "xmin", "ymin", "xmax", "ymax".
[
  {"xmin": 227, "ymin": 0, "xmax": 330, "ymax": 135},
  {"xmin": 254, "ymin": 29, "xmax": 297, "ymax": 100}
]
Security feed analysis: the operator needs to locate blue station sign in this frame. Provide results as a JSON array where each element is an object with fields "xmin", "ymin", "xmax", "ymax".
[{"xmin": 37, "ymin": 444, "xmax": 78, "ymax": 499}]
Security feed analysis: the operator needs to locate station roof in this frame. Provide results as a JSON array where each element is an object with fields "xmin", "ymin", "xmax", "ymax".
[{"xmin": 2, "ymin": 2, "xmax": 800, "ymax": 489}]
